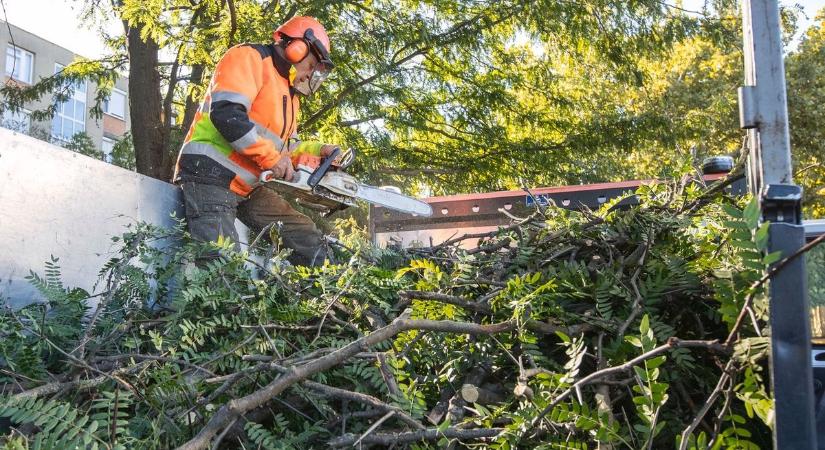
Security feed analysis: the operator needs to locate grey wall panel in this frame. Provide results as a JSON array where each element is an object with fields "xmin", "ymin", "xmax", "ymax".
[{"xmin": 0, "ymin": 128, "xmax": 183, "ymax": 308}]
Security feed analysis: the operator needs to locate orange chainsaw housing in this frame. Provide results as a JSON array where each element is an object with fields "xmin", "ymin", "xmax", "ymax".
[
  {"xmin": 292, "ymin": 153, "xmax": 322, "ymax": 169},
  {"xmin": 291, "ymin": 153, "xmax": 342, "ymax": 170}
]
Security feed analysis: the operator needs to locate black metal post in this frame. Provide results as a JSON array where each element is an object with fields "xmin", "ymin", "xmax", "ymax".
[{"xmin": 739, "ymin": 1, "xmax": 816, "ymax": 448}]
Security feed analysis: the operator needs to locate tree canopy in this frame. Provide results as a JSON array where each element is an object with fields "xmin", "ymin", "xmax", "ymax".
[{"xmin": 1, "ymin": 0, "xmax": 823, "ymax": 215}]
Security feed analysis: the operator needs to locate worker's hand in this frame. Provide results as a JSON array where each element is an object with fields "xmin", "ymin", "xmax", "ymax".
[
  {"xmin": 267, "ymin": 152, "xmax": 296, "ymax": 182},
  {"xmin": 320, "ymin": 144, "xmax": 340, "ymax": 158}
]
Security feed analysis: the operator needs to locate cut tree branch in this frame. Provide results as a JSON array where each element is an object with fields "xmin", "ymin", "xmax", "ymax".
[{"xmin": 177, "ymin": 312, "xmax": 521, "ymax": 449}]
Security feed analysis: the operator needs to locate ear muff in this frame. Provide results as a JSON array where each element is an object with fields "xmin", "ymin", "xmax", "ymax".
[{"xmin": 284, "ymin": 39, "xmax": 309, "ymax": 63}]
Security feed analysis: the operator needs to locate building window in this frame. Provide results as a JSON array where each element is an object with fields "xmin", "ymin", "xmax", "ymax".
[
  {"xmin": 51, "ymin": 63, "xmax": 87, "ymax": 143},
  {"xmin": 102, "ymin": 137, "xmax": 115, "ymax": 162},
  {"xmin": 1, "ymin": 108, "xmax": 31, "ymax": 134},
  {"xmin": 103, "ymin": 89, "xmax": 127, "ymax": 119},
  {"xmin": 5, "ymin": 45, "xmax": 34, "ymax": 84}
]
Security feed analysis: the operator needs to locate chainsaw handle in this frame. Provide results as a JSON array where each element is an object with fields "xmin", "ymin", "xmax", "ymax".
[
  {"xmin": 308, "ymin": 147, "xmax": 341, "ymax": 188},
  {"xmin": 338, "ymin": 147, "xmax": 355, "ymax": 170},
  {"xmin": 260, "ymin": 170, "xmax": 299, "ymax": 184}
]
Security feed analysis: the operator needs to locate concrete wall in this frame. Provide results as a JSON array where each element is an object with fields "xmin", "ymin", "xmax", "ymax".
[
  {"xmin": 0, "ymin": 21, "xmax": 130, "ymax": 150},
  {"xmin": 0, "ymin": 128, "xmax": 180, "ymax": 308}
]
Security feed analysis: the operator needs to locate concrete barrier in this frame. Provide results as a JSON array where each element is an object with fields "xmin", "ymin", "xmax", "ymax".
[{"xmin": 0, "ymin": 128, "xmax": 183, "ymax": 308}]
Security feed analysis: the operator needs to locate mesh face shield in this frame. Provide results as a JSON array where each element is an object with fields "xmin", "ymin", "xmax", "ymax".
[{"xmin": 307, "ymin": 68, "xmax": 329, "ymax": 94}]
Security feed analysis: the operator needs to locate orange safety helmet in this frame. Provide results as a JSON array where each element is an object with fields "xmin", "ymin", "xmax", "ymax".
[{"xmin": 274, "ymin": 16, "xmax": 333, "ymax": 68}]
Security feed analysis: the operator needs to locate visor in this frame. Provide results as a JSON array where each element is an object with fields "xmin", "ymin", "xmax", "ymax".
[
  {"xmin": 302, "ymin": 29, "xmax": 334, "ymax": 71},
  {"xmin": 308, "ymin": 68, "xmax": 329, "ymax": 94}
]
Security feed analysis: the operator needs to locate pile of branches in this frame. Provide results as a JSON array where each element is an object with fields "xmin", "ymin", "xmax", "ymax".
[{"xmin": 0, "ymin": 174, "xmax": 799, "ymax": 449}]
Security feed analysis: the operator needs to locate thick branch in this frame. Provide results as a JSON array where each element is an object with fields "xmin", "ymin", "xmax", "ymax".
[
  {"xmin": 398, "ymin": 290, "xmax": 491, "ymax": 313},
  {"xmin": 301, "ymin": 380, "xmax": 423, "ymax": 430},
  {"xmin": 177, "ymin": 312, "xmax": 519, "ymax": 449}
]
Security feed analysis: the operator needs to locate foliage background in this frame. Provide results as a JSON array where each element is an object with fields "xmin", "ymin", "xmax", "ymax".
[{"xmin": 1, "ymin": 0, "xmax": 823, "ymax": 215}]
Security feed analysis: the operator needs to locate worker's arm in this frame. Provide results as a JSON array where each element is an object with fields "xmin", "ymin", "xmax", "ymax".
[
  {"xmin": 289, "ymin": 134, "xmax": 337, "ymax": 158},
  {"xmin": 209, "ymin": 46, "xmax": 288, "ymax": 176}
]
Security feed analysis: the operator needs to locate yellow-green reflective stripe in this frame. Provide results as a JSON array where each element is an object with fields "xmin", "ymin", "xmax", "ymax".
[
  {"xmin": 293, "ymin": 141, "xmax": 323, "ymax": 157},
  {"xmin": 190, "ymin": 114, "xmax": 232, "ymax": 156},
  {"xmin": 180, "ymin": 142, "xmax": 258, "ymax": 186}
]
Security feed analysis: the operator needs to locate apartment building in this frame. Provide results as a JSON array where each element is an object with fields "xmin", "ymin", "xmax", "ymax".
[{"xmin": 0, "ymin": 21, "xmax": 130, "ymax": 160}]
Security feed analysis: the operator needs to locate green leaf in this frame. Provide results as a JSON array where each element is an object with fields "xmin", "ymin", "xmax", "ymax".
[
  {"xmin": 625, "ymin": 336, "xmax": 643, "ymax": 347},
  {"xmin": 763, "ymin": 250, "xmax": 783, "ymax": 266},
  {"xmin": 722, "ymin": 203, "xmax": 743, "ymax": 218},
  {"xmin": 743, "ymin": 197, "xmax": 760, "ymax": 229},
  {"xmin": 646, "ymin": 355, "xmax": 666, "ymax": 369},
  {"xmin": 755, "ymin": 222, "xmax": 770, "ymax": 249},
  {"xmin": 633, "ymin": 365, "xmax": 649, "ymax": 382},
  {"xmin": 437, "ymin": 417, "xmax": 451, "ymax": 433},
  {"xmin": 639, "ymin": 314, "xmax": 650, "ymax": 335},
  {"xmin": 724, "ymin": 220, "xmax": 750, "ymax": 231}
]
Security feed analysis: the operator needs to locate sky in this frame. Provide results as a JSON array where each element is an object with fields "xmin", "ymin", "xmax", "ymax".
[{"xmin": 1, "ymin": 0, "xmax": 824, "ymax": 59}]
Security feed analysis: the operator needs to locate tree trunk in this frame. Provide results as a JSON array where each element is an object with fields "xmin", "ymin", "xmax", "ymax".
[
  {"xmin": 181, "ymin": 64, "xmax": 205, "ymax": 137},
  {"xmin": 126, "ymin": 24, "xmax": 169, "ymax": 180}
]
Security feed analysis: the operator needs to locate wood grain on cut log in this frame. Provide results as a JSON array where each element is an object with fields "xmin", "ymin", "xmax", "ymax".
[
  {"xmin": 447, "ymin": 363, "xmax": 491, "ymax": 423},
  {"xmin": 460, "ymin": 383, "xmax": 505, "ymax": 404}
]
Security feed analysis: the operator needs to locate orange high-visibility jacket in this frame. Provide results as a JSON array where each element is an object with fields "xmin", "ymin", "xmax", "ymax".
[{"xmin": 174, "ymin": 44, "xmax": 323, "ymax": 196}]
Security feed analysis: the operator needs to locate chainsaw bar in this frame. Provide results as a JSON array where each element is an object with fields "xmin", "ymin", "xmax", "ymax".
[{"xmin": 326, "ymin": 178, "xmax": 433, "ymax": 217}]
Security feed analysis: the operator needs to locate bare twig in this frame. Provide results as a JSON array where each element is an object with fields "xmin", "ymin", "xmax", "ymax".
[
  {"xmin": 529, "ymin": 338, "xmax": 729, "ymax": 431},
  {"xmin": 210, "ymin": 417, "xmax": 237, "ymax": 450},
  {"xmin": 678, "ymin": 360, "xmax": 736, "ymax": 450},
  {"xmin": 376, "ymin": 353, "xmax": 403, "ymax": 399},
  {"xmin": 397, "ymin": 290, "xmax": 491, "ymax": 313},
  {"xmin": 299, "ymin": 379, "xmax": 424, "ymax": 430},
  {"xmin": 327, "ymin": 426, "xmax": 503, "ymax": 447},
  {"xmin": 466, "ymin": 237, "xmax": 512, "ymax": 255},
  {"xmin": 427, "ymin": 213, "xmax": 539, "ymax": 250},
  {"xmin": 352, "ymin": 411, "xmax": 395, "ymax": 447}
]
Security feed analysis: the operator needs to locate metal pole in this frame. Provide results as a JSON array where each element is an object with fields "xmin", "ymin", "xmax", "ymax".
[{"xmin": 739, "ymin": 1, "xmax": 815, "ymax": 448}]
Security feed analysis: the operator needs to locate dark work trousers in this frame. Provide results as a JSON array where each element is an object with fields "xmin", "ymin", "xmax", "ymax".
[{"xmin": 180, "ymin": 182, "xmax": 327, "ymax": 266}]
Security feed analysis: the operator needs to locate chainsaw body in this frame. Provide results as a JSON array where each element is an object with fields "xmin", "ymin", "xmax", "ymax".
[
  {"xmin": 263, "ymin": 164, "xmax": 356, "ymax": 214},
  {"xmin": 260, "ymin": 148, "xmax": 433, "ymax": 217}
]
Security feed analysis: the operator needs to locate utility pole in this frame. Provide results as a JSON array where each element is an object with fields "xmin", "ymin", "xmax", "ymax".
[{"xmin": 738, "ymin": 0, "xmax": 816, "ymax": 448}]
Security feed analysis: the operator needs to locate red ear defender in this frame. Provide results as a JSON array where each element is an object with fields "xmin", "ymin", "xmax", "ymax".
[{"xmin": 284, "ymin": 39, "xmax": 309, "ymax": 63}]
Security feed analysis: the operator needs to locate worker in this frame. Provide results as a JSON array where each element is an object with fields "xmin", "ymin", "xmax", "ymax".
[{"xmin": 173, "ymin": 16, "xmax": 337, "ymax": 266}]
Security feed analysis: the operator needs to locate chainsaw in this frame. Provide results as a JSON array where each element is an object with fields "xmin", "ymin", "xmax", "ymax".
[{"xmin": 259, "ymin": 147, "xmax": 433, "ymax": 217}]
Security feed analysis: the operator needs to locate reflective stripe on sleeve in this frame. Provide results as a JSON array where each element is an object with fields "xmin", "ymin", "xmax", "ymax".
[
  {"xmin": 211, "ymin": 91, "xmax": 253, "ymax": 110},
  {"xmin": 251, "ymin": 120, "xmax": 287, "ymax": 153},
  {"xmin": 229, "ymin": 127, "xmax": 259, "ymax": 152}
]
